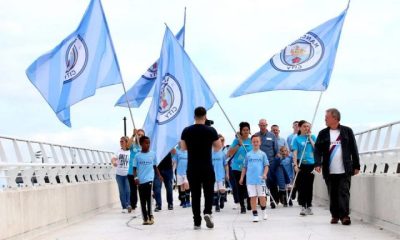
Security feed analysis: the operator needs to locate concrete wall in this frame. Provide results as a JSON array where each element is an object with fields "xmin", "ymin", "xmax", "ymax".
[
  {"xmin": 313, "ymin": 174, "xmax": 400, "ymax": 234},
  {"xmin": 0, "ymin": 180, "xmax": 118, "ymax": 240}
]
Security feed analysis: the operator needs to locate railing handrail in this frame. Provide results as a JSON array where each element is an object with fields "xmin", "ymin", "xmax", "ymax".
[
  {"xmin": 354, "ymin": 120, "xmax": 400, "ymax": 136},
  {"xmin": 0, "ymin": 135, "xmax": 113, "ymax": 153}
]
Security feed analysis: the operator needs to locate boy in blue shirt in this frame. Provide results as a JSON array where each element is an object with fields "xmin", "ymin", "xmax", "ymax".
[
  {"xmin": 173, "ymin": 141, "xmax": 190, "ymax": 208},
  {"xmin": 239, "ymin": 135, "xmax": 269, "ymax": 222},
  {"xmin": 133, "ymin": 136, "xmax": 163, "ymax": 225},
  {"xmin": 212, "ymin": 142, "xmax": 229, "ymax": 212},
  {"xmin": 277, "ymin": 146, "xmax": 295, "ymax": 207}
]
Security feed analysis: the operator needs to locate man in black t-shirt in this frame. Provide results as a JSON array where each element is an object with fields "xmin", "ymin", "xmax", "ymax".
[{"xmin": 181, "ymin": 107, "xmax": 220, "ymax": 229}]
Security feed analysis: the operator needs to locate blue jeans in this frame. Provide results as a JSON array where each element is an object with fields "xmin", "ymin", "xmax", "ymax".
[
  {"xmin": 153, "ymin": 169, "xmax": 173, "ymax": 208},
  {"xmin": 116, "ymin": 175, "xmax": 131, "ymax": 209}
]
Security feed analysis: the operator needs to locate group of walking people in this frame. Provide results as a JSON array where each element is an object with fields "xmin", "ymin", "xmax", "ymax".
[{"xmin": 112, "ymin": 107, "xmax": 360, "ymax": 228}]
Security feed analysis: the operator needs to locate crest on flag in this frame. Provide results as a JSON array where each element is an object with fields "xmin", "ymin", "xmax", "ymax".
[
  {"xmin": 64, "ymin": 35, "xmax": 88, "ymax": 83},
  {"xmin": 271, "ymin": 32, "xmax": 324, "ymax": 72},
  {"xmin": 142, "ymin": 62, "xmax": 158, "ymax": 80},
  {"xmin": 157, "ymin": 73, "xmax": 182, "ymax": 124}
]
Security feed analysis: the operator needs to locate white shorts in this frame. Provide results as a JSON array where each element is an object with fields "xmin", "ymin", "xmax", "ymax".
[
  {"xmin": 214, "ymin": 181, "xmax": 226, "ymax": 192},
  {"xmin": 176, "ymin": 175, "xmax": 188, "ymax": 185},
  {"xmin": 247, "ymin": 184, "xmax": 266, "ymax": 197}
]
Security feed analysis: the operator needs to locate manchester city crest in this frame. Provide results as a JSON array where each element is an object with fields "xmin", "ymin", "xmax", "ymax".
[
  {"xmin": 64, "ymin": 35, "xmax": 88, "ymax": 83},
  {"xmin": 142, "ymin": 62, "xmax": 158, "ymax": 80},
  {"xmin": 271, "ymin": 32, "xmax": 324, "ymax": 72},
  {"xmin": 157, "ymin": 73, "xmax": 182, "ymax": 124}
]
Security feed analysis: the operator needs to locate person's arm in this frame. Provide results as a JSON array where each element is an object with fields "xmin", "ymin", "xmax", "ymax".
[
  {"xmin": 224, "ymin": 164, "xmax": 229, "ymax": 181},
  {"xmin": 172, "ymin": 160, "xmax": 177, "ymax": 172},
  {"xmin": 111, "ymin": 156, "xmax": 118, "ymax": 167},
  {"xmin": 227, "ymin": 139, "xmax": 242, "ymax": 157},
  {"xmin": 292, "ymin": 150, "xmax": 299, "ymax": 172},
  {"xmin": 239, "ymin": 167, "xmax": 246, "ymax": 185},
  {"xmin": 308, "ymin": 134, "xmax": 315, "ymax": 148},
  {"xmin": 154, "ymin": 166, "xmax": 163, "ymax": 182},
  {"xmin": 128, "ymin": 129, "xmax": 138, "ymax": 148},
  {"xmin": 314, "ymin": 133, "xmax": 322, "ymax": 173},
  {"xmin": 273, "ymin": 135, "xmax": 279, "ymax": 157},
  {"xmin": 263, "ymin": 165, "xmax": 269, "ymax": 179},
  {"xmin": 133, "ymin": 167, "xmax": 139, "ymax": 185}
]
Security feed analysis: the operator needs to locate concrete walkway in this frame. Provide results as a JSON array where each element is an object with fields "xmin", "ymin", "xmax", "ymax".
[{"xmin": 31, "ymin": 197, "xmax": 399, "ymax": 240}]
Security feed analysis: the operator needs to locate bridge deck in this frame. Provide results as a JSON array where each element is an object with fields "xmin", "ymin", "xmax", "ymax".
[{"xmin": 32, "ymin": 199, "xmax": 398, "ymax": 240}]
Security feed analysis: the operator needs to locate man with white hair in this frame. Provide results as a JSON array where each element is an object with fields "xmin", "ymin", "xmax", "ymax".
[{"xmin": 314, "ymin": 108, "xmax": 360, "ymax": 225}]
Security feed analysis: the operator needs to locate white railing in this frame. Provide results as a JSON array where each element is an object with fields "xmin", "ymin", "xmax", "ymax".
[
  {"xmin": 0, "ymin": 135, "xmax": 115, "ymax": 189},
  {"xmin": 355, "ymin": 121, "xmax": 400, "ymax": 174}
]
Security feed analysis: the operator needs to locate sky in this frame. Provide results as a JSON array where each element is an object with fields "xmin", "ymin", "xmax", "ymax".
[{"xmin": 0, "ymin": 0, "xmax": 399, "ymax": 154}]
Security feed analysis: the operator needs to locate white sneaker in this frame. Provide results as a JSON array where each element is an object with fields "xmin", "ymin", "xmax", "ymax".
[
  {"xmin": 121, "ymin": 209, "xmax": 127, "ymax": 213},
  {"xmin": 306, "ymin": 207, "xmax": 313, "ymax": 215},
  {"xmin": 300, "ymin": 207, "xmax": 306, "ymax": 216},
  {"xmin": 253, "ymin": 215, "xmax": 259, "ymax": 222},
  {"xmin": 262, "ymin": 210, "xmax": 268, "ymax": 220},
  {"xmin": 204, "ymin": 214, "xmax": 214, "ymax": 229}
]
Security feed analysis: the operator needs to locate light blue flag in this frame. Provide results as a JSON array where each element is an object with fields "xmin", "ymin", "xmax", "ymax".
[
  {"xmin": 26, "ymin": 0, "xmax": 122, "ymax": 127},
  {"xmin": 115, "ymin": 27, "xmax": 185, "ymax": 108},
  {"xmin": 143, "ymin": 26, "xmax": 217, "ymax": 163},
  {"xmin": 231, "ymin": 6, "xmax": 348, "ymax": 97}
]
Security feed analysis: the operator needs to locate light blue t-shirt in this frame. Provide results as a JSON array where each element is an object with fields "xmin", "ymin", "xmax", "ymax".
[
  {"xmin": 173, "ymin": 149, "xmax": 188, "ymax": 176},
  {"xmin": 292, "ymin": 135, "xmax": 316, "ymax": 165},
  {"xmin": 133, "ymin": 151, "xmax": 157, "ymax": 184},
  {"xmin": 287, "ymin": 133, "xmax": 297, "ymax": 151},
  {"xmin": 230, "ymin": 138, "xmax": 252, "ymax": 171},
  {"xmin": 212, "ymin": 150, "xmax": 227, "ymax": 182},
  {"xmin": 244, "ymin": 149, "xmax": 269, "ymax": 185},
  {"xmin": 128, "ymin": 144, "xmax": 141, "ymax": 175}
]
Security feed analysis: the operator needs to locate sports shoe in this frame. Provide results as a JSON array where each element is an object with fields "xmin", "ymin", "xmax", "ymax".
[
  {"xmin": 300, "ymin": 207, "xmax": 306, "ymax": 216},
  {"xmin": 305, "ymin": 207, "xmax": 313, "ymax": 215},
  {"xmin": 215, "ymin": 204, "xmax": 220, "ymax": 212},
  {"xmin": 262, "ymin": 210, "xmax": 268, "ymax": 220},
  {"xmin": 185, "ymin": 202, "xmax": 191, "ymax": 208},
  {"xmin": 252, "ymin": 215, "xmax": 259, "ymax": 222},
  {"xmin": 154, "ymin": 206, "xmax": 161, "ymax": 212},
  {"xmin": 121, "ymin": 209, "xmax": 127, "ymax": 213},
  {"xmin": 341, "ymin": 216, "xmax": 351, "ymax": 225},
  {"xmin": 142, "ymin": 219, "xmax": 150, "ymax": 225},
  {"xmin": 194, "ymin": 225, "xmax": 201, "ymax": 230},
  {"xmin": 240, "ymin": 206, "xmax": 246, "ymax": 214},
  {"xmin": 219, "ymin": 199, "xmax": 225, "ymax": 209},
  {"xmin": 288, "ymin": 199, "xmax": 293, "ymax": 207},
  {"xmin": 168, "ymin": 204, "xmax": 173, "ymax": 210},
  {"xmin": 203, "ymin": 214, "xmax": 214, "ymax": 229},
  {"xmin": 270, "ymin": 202, "xmax": 276, "ymax": 209},
  {"xmin": 330, "ymin": 217, "xmax": 339, "ymax": 224},
  {"xmin": 127, "ymin": 206, "xmax": 132, "ymax": 213},
  {"xmin": 148, "ymin": 215, "xmax": 154, "ymax": 225}
]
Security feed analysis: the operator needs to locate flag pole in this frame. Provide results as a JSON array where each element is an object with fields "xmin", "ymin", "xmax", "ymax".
[
  {"xmin": 287, "ymin": 91, "xmax": 324, "ymax": 203},
  {"xmin": 183, "ymin": 7, "xmax": 186, "ymax": 49},
  {"xmin": 121, "ymin": 81, "xmax": 137, "ymax": 130}
]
